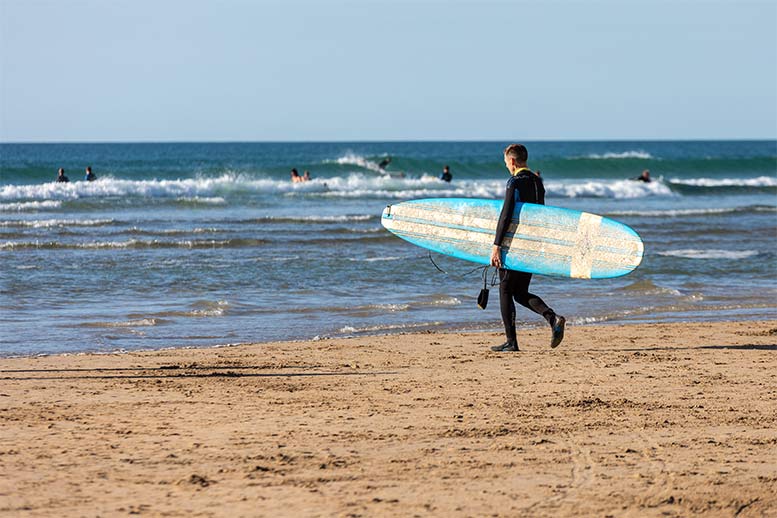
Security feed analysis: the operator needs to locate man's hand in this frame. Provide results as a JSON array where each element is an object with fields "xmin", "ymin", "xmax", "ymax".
[{"xmin": 490, "ymin": 245, "xmax": 502, "ymax": 268}]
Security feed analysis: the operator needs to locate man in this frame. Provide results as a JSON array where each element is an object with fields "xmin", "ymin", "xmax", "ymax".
[
  {"xmin": 635, "ymin": 169, "xmax": 651, "ymax": 183},
  {"xmin": 378, "ymin": 156, "xmax": 391, "ymax": 170},
  {"xmin": 84, "ymin": 166, "xmax": 96, "ymax": 182},
  {"xmin": 489, "ymin": 144, "xmax": 565, "ymax": 352},
  {"xmin": 56, "ymin": 168, "xmax": 69, "ymax": 183},
  {"xmin": 440, "ymin": 165, "xmax": 452, "ymax": 183},
  {"xmin": 290, "ymin": 168, "xmax": 301, "ymax": 183}
]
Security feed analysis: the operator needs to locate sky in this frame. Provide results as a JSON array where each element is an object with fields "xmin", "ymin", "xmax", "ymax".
[{"xmin": 1, "ymin": 0, "xmax": 775, "ymax": 142}]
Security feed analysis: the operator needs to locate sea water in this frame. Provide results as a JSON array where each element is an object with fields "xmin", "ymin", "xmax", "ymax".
[{"xmin": 1, "ymin": 141, "xmax": 775, "ymax": 355}]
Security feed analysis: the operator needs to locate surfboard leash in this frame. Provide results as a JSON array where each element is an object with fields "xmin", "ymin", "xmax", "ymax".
[
  {"xmin": 427, "ymin": 251, "xmax": 502, "ymax": 310},
  {"xmin": 427, "ymin": 251, "xmax": 485, "ymax": 278}
]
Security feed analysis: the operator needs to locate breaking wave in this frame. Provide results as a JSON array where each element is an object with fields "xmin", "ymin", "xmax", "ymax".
[
  {"xmin": 657, "ymin": 249, "xmax": 761, "ymax": 260},
  {"xmin": 1, "ymin": 173, "xmax": 774, "ymax": 208},
  {"xmin": 584, "ymin": 150, "xmax": 654, "ymax": 160}
]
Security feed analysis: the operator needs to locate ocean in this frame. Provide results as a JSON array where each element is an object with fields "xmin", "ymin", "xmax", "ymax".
[{"xmin": 1, "ymin": 141, "xmax": 775, "ymax": 356}]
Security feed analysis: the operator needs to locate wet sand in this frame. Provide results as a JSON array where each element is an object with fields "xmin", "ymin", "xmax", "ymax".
[{"xmin": 1, "ymin": 320, "xmax": 776, "ymax": 517}]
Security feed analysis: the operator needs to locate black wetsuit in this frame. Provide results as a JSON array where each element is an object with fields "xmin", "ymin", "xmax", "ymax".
[
  {"xmin": 57, "ymin": 175, "xmax": 69, "ymax": 183},
  {"xmin": 440, "ymin": 171, "xmax": 452, "ymax": 182},
  {"xmin": 493, "ymin": 169, "xmax": 555, "ymax": 344}
]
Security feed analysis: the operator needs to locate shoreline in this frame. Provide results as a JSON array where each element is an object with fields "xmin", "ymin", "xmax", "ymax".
[
  {"xmin": 3, "ymin": 314, "xmax": 775, "ymax": 360},
  {"xmin": 1, "ymin": 320, "xmax": 776, "ymax": 516}
]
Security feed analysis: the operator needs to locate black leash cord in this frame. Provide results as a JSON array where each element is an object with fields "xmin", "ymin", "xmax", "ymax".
[{"xmin": 428, "ymin": 251, "xmax": 502, "ymax": 287}]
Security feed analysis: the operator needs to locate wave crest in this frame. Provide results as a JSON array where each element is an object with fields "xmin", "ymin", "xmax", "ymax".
[
  {"xmin": 657, "ymin": 249, "xmax": 760, "ymax": 260},
  {"xmin": 584, "ymin": 150, "xmax": 654, "ymax": 160},
  {"xmin": 2, "ymin": 172, "xmax": 772, "ymax": 203}
]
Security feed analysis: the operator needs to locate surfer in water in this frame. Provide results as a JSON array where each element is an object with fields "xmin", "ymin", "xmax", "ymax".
[
  {"xmin": 489, "ymin": 144, "xmax": 565, "ymax": 352},
  {"xmin": 440, "ymin": 165, "xmax": 452, "ymax": 183},
  {"xmin": 634, "ymin": 169, "xmax": 651, "ymax": 183},
  {"xmin": 378, "ymin": 156, "xmax": 391, "ymax": 171},
  {"xmin": 56, "ymin": 168, "xmax": 69, "ymax": 183}
]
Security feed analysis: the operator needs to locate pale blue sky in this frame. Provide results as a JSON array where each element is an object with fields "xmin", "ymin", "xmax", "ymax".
[{"xmin": 1, "ymin": 0, "xmax": 775, "ymax": 142}]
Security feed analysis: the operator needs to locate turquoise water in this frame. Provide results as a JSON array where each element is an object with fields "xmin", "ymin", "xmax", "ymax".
[{"xmin": 1, "ymin": 141, "xmax": 776, "ymax": 355}]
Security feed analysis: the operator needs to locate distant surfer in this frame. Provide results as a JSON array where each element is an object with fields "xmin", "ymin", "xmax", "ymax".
[
  {"xmin": 84, "ymin": 166, "xmax": 96, "ymax": 182},
  {"xmin": 440, "ymin": 165, "xmax": 452, "ymax": 183},
  {"xmin": 378, "ymin": 156, "xmax": 391, "ymax": 171},
  {"xmin": 56, "ymin": 168, "xmax": 69, "ymax": 183},
  {"xmin": 290, "ymin": 168, "xmax": 302, "ymax": 183},
  {"xmin": 634, "ymin": 169, "xmax": 651, "ymax": 183},
  {"xmin": 489, "ymin": 144, "xmax": 565, "ymax": 352},
  {"xmin": 303, "ymin": 170, "xmax": 311, "ymax": 182}
]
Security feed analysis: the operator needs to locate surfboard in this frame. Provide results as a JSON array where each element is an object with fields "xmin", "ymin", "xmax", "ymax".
[{"xmin": 381, "ymin": 198, "xmax": 643, "ymax": 279}]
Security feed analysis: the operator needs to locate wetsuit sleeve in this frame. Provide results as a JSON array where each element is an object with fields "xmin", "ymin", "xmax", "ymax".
[
  {"xmin": 537, "ymin": 177, "xmax": 545, "ymax": 205},
  {"xmin": 493, "ymin": 178, "xmax": 517, "ymax": 247}
]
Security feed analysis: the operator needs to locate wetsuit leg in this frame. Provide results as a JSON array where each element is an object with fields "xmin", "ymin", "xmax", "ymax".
[
  {"xmin": 498, "ymin": 268, "xmax": 517, "ymax": 343},
  {"xmin": 512, "ymin": 270, "xmax": 555, "ymax": 323}
]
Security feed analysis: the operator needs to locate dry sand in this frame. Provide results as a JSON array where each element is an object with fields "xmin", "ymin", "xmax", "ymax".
[{"xmin": 1, "ymin": 320, "xmax": 776, "ymax": 517}]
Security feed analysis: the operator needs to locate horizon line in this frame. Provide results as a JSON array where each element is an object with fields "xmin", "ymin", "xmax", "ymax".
[{"xmin": 2, "ymin": 137, "xmax": 776, "ymax": 145}]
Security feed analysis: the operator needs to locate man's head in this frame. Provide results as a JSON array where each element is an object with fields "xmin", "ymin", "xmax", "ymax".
[
  {"xmin": 503, "ymin": 144, "xmax": 528, "ymax": 173},
  {"xmin": 443, "ymin": 165, "xmax": 449, "ymax": 173},
  {"xmin": 86, "ymin": 166, "xmax": 92, "ymax": 173},
  {"xmin": 58, "ymin": 168, "xmax": 64, "ymax": 175}
]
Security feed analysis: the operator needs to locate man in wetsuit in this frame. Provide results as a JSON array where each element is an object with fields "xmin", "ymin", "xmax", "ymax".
[
  {"xmin": 440, "ymin": 165, "xmax": 452, "ymax": 183},
  {"xmin": 378, "ymin": 156, "xmax": 391, "ymax": 170},
  {"xmin": 489, "ymin": 144, "xmax": 565, "ymax": 352},
  {"xmin": 85, "ymin": 166, "xmax": 96, "ymax": 182},
  {"xmin": 635, "ymin": 169, "xmax": 651, "ymax": 183},
  {"xmin": 56, "ymin": 168, "xmax": 69, "ymax": 183}
]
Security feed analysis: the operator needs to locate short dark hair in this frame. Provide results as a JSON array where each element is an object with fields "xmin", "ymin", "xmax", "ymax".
[
  {"xmin": 443, "ymin": 165, "xmax": 449, "ymax": 170},
  {"xmin": 291, "ymin": 168, "xmax": 298, "ymax": 174},
  {"xmin": 504, "ymin": 144, "xmax": 528, "ymax": 163}
]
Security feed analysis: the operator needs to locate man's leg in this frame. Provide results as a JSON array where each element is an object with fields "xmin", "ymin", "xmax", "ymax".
[
  {"xmin": 491, "ymin": 268, "xmax": 518, "ymax": 351},
  {"xmin": 513, "ymin": 271, "xmax": 566, "ymax": 349},
  {"xmin": 512, "ymin": 271, "xmax": 552, "ymax": 320}
]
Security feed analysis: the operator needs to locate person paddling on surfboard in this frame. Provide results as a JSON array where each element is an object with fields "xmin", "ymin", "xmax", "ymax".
[{"xmin": 489, "ymin": 144, "xmax": 566, "ymax": 352}]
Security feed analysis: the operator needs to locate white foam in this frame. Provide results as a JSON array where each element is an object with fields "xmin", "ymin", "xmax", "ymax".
[
  {"xmin": 0, "ymin": 173, "xmax": 682, "ymax": 203},
  {"xmin": 347, "ymin": 256, "xmax": 403, "ymax": 262},
  {"xmin": 84, "ymin": 318, "xmax": 161, "ymax": 328},
  {"xmin": 176, "ymin": 196, "xmax": 227, "ymax": 204},
  {"xmin": 0, "ymin": 218, "xmax": 115, "ymax": 228},
  {"xmin": 265, "ymin": 214, "xmax": 374, "ymax": 223},
  {"xmin": 0, "ymin": 200, "xmax": 63, "ymax": 211},
  {"xmin": 584, "ymin": 150, "xmax": 654, "ymax": 159},
  {"xmin": 608, "ymin": 206, "xmax": 777, "ymax": 217},
  {"xmin": 668, "ymin": 176, "xmax": 777, "ymax": 187},
  {"xmin": 426, "ymin": 296, "xmax": 462, "ymax": 306},
  {"xmin": 337, "ymin": 321, "xmax": 442, "ymax": 334},
  {"xmin": 0, "ymin": 238, "xmax": 259, "ymax": 250},
  {"xmin": 658, "ymin": 249, "xmax": 760, "ymax": 260},
  {"xmin": 325, "ymin": 152, "xmax": 386, "ymax": 172},
  {"xmin": 546, "ymin": 179, "xmax": 673, "ymax": 199}
]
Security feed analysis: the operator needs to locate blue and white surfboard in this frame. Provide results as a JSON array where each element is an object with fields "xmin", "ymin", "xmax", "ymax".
[{"xmin": 381, "ymin": 198, "xmax": 643, "ymax": 279}]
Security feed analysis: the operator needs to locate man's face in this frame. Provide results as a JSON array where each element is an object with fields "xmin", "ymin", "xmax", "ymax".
[{"xmin": 503, "ymin": 154, "xmax": 512, "ymax": 172}]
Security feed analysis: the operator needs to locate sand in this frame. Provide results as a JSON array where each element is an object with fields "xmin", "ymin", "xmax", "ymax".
[{"xmin": 1, "ymin": 320, "xmax": 776, "ymax": 517}]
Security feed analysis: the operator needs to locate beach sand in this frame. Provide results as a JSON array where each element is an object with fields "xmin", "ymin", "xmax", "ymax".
[{"xmin": 1, "ymin": 320, "xmax": 776, "ymax": 517}]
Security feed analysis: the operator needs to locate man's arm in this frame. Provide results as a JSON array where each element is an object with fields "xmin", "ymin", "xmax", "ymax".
[{"xmin": 491, "ymin": 178, "xmax": 518, "ymax": 268}]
